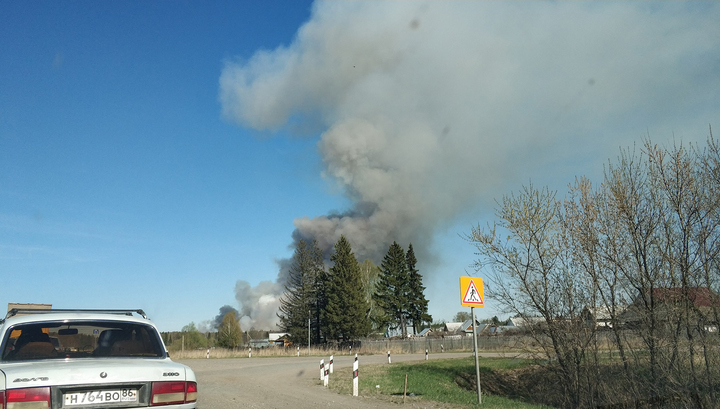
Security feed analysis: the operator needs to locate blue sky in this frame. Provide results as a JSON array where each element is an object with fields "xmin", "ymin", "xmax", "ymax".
[{"xmin": 2, "ymin": 1, "xmax": 718, "ymax": 331}]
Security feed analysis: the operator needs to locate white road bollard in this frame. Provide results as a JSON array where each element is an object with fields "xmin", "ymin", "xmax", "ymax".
[
  {"xmin": 329, "ymin": 355, "xmax": 334, "ymax": 374},
  {"xmin": 425, "ymin": 349, "xmax": 428, "ymax": 360},
  {"xmin": 320, "ymin": 359, "xmax": 325, "ymax": 381},
  {"xmin": 388, "ymin": 350, "xmax": 391, "ymax": 364},
  {"xmin": 248, "ymin": 347, "xmax": 252, "ymax": 358},
  {"xmin": 324, "ymin": 368, "xmax": 329, "ymax": 387},
  {"xmin": 206, "ymin": 349, "xmax": 209, "ymax": 359},
  {"xmin": 352, "ymin": 354, "xmax": 359, "ymax": 397},
  {"xmin": 441, "ymin": 344, "xmax": 444, "ymax": 353},
  {"xmin": 297, "ymin": 346, "xmax": 300, "ymax": 357}
]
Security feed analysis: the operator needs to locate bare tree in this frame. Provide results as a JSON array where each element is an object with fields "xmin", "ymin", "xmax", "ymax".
[
  {"xmin": 468, "ymin": 184, "xmax": 593, "ymax": 408},
  {"xmin": 468, "ymin": 130, "xmax": 720, "ymax": 408}
]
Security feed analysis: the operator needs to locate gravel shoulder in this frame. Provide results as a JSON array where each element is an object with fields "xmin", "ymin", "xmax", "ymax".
[{"xmin": 179, "ymin": 352, "xmax": 488, "ymax": 409}]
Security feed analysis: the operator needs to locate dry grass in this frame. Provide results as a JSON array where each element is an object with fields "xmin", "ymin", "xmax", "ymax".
[{"xmin": 328, "ymin": 357, "xmax": 547, "ymax": 408}]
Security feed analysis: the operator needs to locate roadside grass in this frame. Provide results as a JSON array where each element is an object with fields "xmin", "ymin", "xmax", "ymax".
[{"xmin": 328, "ymin": 357, "xmax": 551, "ymax": 408}]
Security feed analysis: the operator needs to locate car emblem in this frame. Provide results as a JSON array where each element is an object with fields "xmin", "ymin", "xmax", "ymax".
[{"xmin": 100, "ymin": 372, "xmax": 107, "ymax": 378}]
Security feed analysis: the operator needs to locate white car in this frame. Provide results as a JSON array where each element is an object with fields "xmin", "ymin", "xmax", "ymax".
[{"xmin": 0, "ymin": 309, "xmax": 197, "ymax": 409}]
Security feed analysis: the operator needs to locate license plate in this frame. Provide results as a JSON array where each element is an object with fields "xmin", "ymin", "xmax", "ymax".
[{"xmin": 64, "ymin": 389, "xmax": 137, "ymax": 406}]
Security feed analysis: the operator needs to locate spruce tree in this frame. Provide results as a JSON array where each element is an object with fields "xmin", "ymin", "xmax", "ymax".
[
  {"xmin": 374, "ymin": 241, "xmax": 411, "ymax": 338},
  {"xmin": 406, "ymin": 243, "xmax": 431, "ymax": 334},
  {"xmin": 309, "ymin": 239, "xmax": 326, "ymax": 344},
  {"xmin": 322, "ymin": 236, "xmax": 371, "ymax": 341},
  {"xmin": 359, "ymin": 259, "xmax": 382, "ymax": 330},
  {"xmin": 277, "ymin": 239, "xmax": 325, "ymax": 345}
]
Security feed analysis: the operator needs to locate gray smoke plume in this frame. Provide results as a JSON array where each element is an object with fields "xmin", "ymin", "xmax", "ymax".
[
  {"xmin": 219, "ymin": 1, "xmax": 720, "ymax": 328},
  {"xmin": 234, "ymin": 280, "xmax": 282, "ymax": 330}
]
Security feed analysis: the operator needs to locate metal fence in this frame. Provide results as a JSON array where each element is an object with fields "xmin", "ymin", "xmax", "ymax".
[{"xmin": 355, "ymin": 334, "xmax": 527, "ymax": 355}]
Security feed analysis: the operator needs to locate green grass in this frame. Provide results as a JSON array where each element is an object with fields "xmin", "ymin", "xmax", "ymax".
[{"xmin": 328, "ymin": 357, "xmax": 552, "ymax": 408}]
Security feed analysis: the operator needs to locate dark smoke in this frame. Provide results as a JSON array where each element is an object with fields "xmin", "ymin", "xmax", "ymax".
[{"xmin": 213, "ymin": 305, "xmax": 239, "ymax": 329}]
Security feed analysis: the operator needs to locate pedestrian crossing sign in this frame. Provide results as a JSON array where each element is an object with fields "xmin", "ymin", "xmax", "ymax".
[{"xmin": 460, "ymin": 276, "xmax": 484, "ymax": 307}]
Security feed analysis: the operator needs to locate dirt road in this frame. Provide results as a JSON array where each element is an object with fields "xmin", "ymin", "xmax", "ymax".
[{"xmin": 180, "ymin": 352, "xmax": 479, "ymax": 409}]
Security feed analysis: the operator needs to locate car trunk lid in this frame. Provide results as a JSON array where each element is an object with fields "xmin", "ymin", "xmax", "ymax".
[{"xmin": 0, "ymin": 358, "xmax": 188, "ymax": 389}]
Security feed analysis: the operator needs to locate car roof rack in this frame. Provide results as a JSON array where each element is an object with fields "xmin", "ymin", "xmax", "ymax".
[{"xmin": 3, "ymin": 308, "xmax": 147, "ymax": 323}]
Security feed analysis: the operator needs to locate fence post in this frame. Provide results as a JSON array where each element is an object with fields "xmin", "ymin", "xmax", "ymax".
[
  {"xmin": 352, "ymin": 353, "xmax": 359, "ymax": 397},
  {"xmin": 403, "ymin": 374, "xmax": 408, "ymax": 403},
  {"xmin": 320, "ymin": 359, "xmax": 325, "ymax": 381}
]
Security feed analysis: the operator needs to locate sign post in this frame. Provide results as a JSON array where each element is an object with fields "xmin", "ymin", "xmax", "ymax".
[{"xmin": 460, "ymin": 276, "xmax": 484, "ymax": 404}]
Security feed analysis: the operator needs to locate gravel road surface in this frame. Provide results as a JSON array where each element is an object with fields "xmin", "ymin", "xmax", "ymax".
[{"xmin": 179, "ymin": 352, "xmax": 484, "ymax": 409}]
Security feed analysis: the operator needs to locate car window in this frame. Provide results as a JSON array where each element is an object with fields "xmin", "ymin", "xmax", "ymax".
[{"xmin": 2, "ymin": 321, "xmax": 165, "ymax": 361}]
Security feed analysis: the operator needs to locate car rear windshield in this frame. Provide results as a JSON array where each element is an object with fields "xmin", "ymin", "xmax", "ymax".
[{"xmin": 1, "ymin": 320, "xmax": 165, "ymax": 361}]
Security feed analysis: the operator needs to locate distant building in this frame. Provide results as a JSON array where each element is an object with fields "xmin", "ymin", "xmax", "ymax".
[
  {"xmin": 248, "ymin": 339, "xmax": 271, "ymax": 349},
  {"xmin": 385, "ymin": 326, "xmax": 415, "ymax": 338},
  {"xmin": 620, "ymin": 287, "xmax": 720, "ymax": 331},
  {"xmin": 268, "ymin": 332, "xmax": 290, "ymax": 347},
  {"xmin": 581, "ymin": 305, "xmax": 624, "ymax": 328},
  {"xmin": 416, "ymin": 328, "xmax": 432, "ymax": 337},
  {"xmin": 442, "ymin": 320, "xmax": 484, "ymax": 336},
  {"xmin": 458, "ymin": 319, "xmax": 484, "ymax": 336},
  {"xmin": 506, "ymin": 316, "xmax": 545, "ymax": 328}
]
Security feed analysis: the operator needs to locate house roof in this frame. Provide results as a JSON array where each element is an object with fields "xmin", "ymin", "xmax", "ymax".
[
  {"xmin": 268, "ymin": 332, "xmax": 289, "ymax": 341},
  {"xmin": 507, "ymin": 316, "xmax": 545, "ymax": 327},
  {"xmin": 444, "ymin": 322, "xmax": 463, "ymax": 332},
  {"xmin": 460, "ymin": 319, "xmax": 483, "ymax": 332},
  {"xmin": 651, "ymin": 287, "xmax": 720, "ymax": 307},
  {"xmin": 583, "ymin": 305, "xmax": 624, "ymax": 320}
]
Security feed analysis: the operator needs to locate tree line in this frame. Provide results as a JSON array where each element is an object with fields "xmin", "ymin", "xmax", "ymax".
[
  {"xmin": 277, "ymin": 235, "xmax": 431, "ymax": 345},
  {"xmin": 162, "ymin": 315, "xmax": 258, "ymax": 351},
  {"xmin": 165, "ymin": 236, "xmax": 432, "ymax": 350},
  {"xmin": 468, "ymin": 132, "xmax": 720, "ymax": 408}
]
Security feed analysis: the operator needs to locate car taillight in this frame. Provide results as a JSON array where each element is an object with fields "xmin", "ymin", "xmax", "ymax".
[
  {"xmin": 150, "ymin": 381, "xmax": 197, "ymax": 406},
  {"xmin": 186, "ymin": 382, "xmax": 197, "ymax": 403},
  {"xmin": 5, "ymin": 387, "xmax": 50, "ymax": 409}
]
